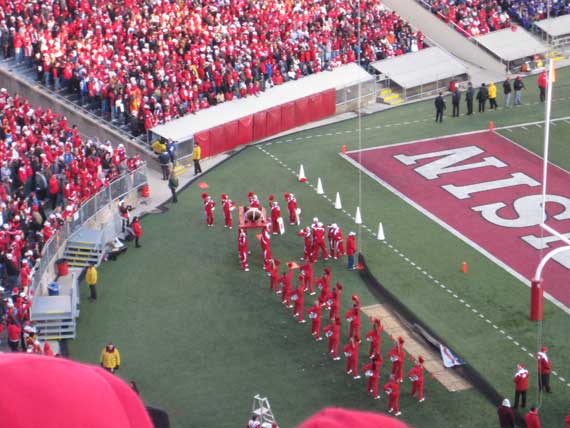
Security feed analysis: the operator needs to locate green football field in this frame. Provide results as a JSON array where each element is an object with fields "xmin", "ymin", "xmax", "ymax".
[{"xmin": 70, "ymin": 69, "xmax": 570, "ymax": 428}]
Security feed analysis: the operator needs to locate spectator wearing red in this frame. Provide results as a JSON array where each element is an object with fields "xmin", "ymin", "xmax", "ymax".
[
  {"xmin": 513, "ymin": 363, "xmax": 529, "ymax": 409},
  {"xmin": 131, "ymin": 217, "xmax": 142, "ymax": 248},
  {"xmin": 346, "ymin": 231, "xmax": 357, "ymax": 269},
  {"xmin": 524, "ymin": 407, "xmax": 540, "ymax": 428},
  {"xmin": 537, "ymin": 70, "xmax": 548, "ymax": 102},
  {"xmin": 537, "ymin": 346, "xmax": 551, "ymax": 393}
]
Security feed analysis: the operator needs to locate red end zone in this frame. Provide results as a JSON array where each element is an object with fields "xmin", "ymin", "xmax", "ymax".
[{"xmin": 346, "ymin": 131, "xmax": 570, "ymax": 309}]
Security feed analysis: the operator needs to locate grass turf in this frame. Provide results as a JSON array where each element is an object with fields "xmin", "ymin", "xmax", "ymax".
[{"xmin": 69, "ymin": 69, "xmax": 570, "ymax": 428}]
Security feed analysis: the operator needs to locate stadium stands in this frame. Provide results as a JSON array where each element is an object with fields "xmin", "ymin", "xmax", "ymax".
[
  {"xmin": 0, "ymin": 88, "xmax": 141, "ymax": 341},
  {"xmin": 0, "ymin": 0, "xmax": 424, "ymax": 136},
  {"xmin": 421, "ymin": 0, "xmax": 570, "ymax": 36}
]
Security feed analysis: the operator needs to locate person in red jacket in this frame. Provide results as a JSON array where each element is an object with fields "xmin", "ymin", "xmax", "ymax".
[
  {"xmin": 278, "ymin": 262, "xmax": 295, "ymax": 307},
  {"xmin": 324, "ymin": 317, "xmax": 341, "ymax": 360},
  {"xmin": 565, "ymin": 412, "xmax": 570, "ymax": 428},
  {"xmin": 343, "ymin": 337, "xmax": 361, "ymax": 379},
  {"xmin": 408, "ymin": 356, "xmax": 425, "ymax": 402},
  {"xmin": 537, "ymin": 70, "xmax": 548, "ymax": 102},
  {"xmin": 327, "ymin": 282, "xmax": 343, "ymax": 321},
  {"xmin": 300, "ymin": 260, "xmax": 315, "ymax": 295},
  {"xmin": 292, "ymin": 276, "xmax": 306, "ymax": 323},
  {"xmin": 221, "ymin": 194, "xmax": 235, "ymax": 229},
  {"xmin": 297, "ymin": 226, "xmax": 312, "ymax": 261},
  {"xmin": 384, "ymin": 377, "xmax": 401, "ymax": 416},
  {"xmin": 238, "ymin": 228, "xmax": 250, "ymax": 272},
  {"xmin": 346, "ymin": 231, "xmax": 357, "ymax": 269},
  {"xmin": 366, "ymin": 319, "xmax": 383, "ymax": 359},
  {"xmin": 308, "ymin": 301, "xmax": 322, "ymax": 341},
  {"xmin": 269, "ymin": 195, "xmax": 281, "ymax": 235},
  {"xmin": 344, "ymin": 296, "xmax": 361, "ymax": 342},
  {"xmin": 363, "ymin": 354, "xmax": 383, "ymax": 399},
  {"xmin": 131, "ymin": 217, "xmax": 142, "ymax": 248},
  {"xmin": 389, "ymin": 337, "xmax": 405, "ymax": 383},
  {"xmin": 7, "ymin": 322, "xmax": 21, "ymax": 352},
  {"xmin": 316, "ymin": 267, "xmax": 331, "ymax": 305},
  {"xmin": 203, "ymin": 193, "xmax": 215, "ymax": 227},
  {"xmin": 48, "ymin": 174, "xmax": 60, "ymax": 209},
  {"xmin": 524, "ymin": 407, "xmax": 540, "ymax": 428},
  {"xmin": 284, "ymin": 192, "xmax": 298, "ymax": 225},
  {"xmin": 311, "ymin": 221, "xmax": 328, "ymax": 261},
  {"xmin": 537, "ymin": 346, "xmax": 551, "ymax": 393},
  {"xmin": 268, "ymin": 258, "xmax": 280, "ymax": 290},
  {"xmin": 513, "ymin": 363, "xmax": 529, "ymax": 409}
]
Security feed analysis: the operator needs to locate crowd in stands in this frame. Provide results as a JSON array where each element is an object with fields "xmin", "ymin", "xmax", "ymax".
[
  {"xmin": 0, "ymin": 0, "xmax": 424, "ymax": 136},
  {"xmin": 423, "ymin": 0, "xmax": 570, "ymax": 36},
  {"xmin": 0, "ymin": 88, "xmax": 141, "ymax": 352}
]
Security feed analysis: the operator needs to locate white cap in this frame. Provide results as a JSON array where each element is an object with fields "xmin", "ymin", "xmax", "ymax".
[
  {"xmin": 349, "ymin": 231, "xmax": 356, "ymax": 236},
  {"xmin": 312, "ymin": 217, "xmax": 318, "ymax": 223}
]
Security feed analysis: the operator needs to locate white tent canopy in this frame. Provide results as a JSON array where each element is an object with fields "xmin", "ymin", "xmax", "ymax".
[
  {"xmin": 370, "ymin": 47, "xmax": 468, "ymax": 89},
  {"xmin": 477, "ymin": 27, "xmax": 548, "ymax": 62},
  {"xmin": 534, "ymin": 15, "xmax": 570, "ymax": 38}
]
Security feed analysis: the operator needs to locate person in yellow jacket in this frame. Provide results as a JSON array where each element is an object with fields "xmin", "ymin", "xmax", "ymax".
[
  {"xmin": 488, "ymin": 81, "xmax": 498, "ymax": 110},
  {"xmin": 86, "ymin": 263, "xmax": 98, "ymax": 301},
  {"xmin": 192, "ymin": 142, "xmax": 202, "ymax": 175},
  {"xmin": 100, "ymin": 343, "xmax": 121, "ymax": 373}
]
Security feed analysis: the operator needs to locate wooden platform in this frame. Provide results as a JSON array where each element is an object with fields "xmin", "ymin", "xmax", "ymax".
[{"xmin": 362, "ymin": 303, "xmax": 471, "ymax": 392}]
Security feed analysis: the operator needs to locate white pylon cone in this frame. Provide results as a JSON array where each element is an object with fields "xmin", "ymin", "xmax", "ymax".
[
  {"xmin": 298, "ymin": 164, "xmax": 306, "ymax": 182},
  {"xmin": 316, "ymin": 178, "xmax": 324, "ymax": 195},
  {"xmin": 355, "ymin": 207, "xmax": 362, "ymax": 224},
  {"xmin": 335, "ymin": 192, "xmax": 342, "ymax": 210},
  {"xmin": 377, "ymin": 222, "xmax": 385, "ymax": 240}
]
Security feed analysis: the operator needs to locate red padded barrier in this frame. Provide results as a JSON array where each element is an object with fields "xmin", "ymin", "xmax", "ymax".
[
  {"xmin": 209, "ymin": 125, "xmax": 226, "ymax": 156},
  {"xmin": 322, "ymin": 89, "xmax": 336, "ymax": 117},
  {"xmin": 194, "ymin": 130, "xmax": 211, "ymax": 158},
  {"xmin": 253, "ymin": 111, "xmax": 268, "ymax": 141},
  {"xmin": 308, "ymin": 94, "xmax": 322, "ymax": 122},
  {"xmin": 238, "ymin": 115, "xmax": 253, "ymax": 146},
  {"xmin": 294, "ymin": 97, "xmax": 310, "ymax": 126},
  {"xmin": 224, "ymin": 120, "xmax": 239, "ymax": 150},
  {"xmin": 266, "ymin": 106, "xmax": 283, "ymax": 136},
  {"xmin": 281, "ymin": 102, "xmax": 296, "ymax": 130}
]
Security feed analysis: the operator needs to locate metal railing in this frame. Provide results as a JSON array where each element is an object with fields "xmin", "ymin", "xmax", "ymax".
[{"xmin": 29, "ymin": 164, "xmax": 148, "ymax": 297}]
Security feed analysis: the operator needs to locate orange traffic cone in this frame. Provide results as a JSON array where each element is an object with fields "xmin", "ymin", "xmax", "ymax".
[
  {"xmin": 488, "ymin": 121, "xmax": 494, "ymax": 131},
  {"xmin": 462, "ymin": 261, "xmax": 468, "ymax": 274},
  {"xmin": 341, "ymin": 144, "xmax": 347, "ymax": 154}
]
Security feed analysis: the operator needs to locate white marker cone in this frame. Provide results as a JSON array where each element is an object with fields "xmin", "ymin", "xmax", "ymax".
[
  {"xmin": 355, "ymin": 207, "xmax": 362, "ymax": 224},
  {"xmin": 377, "ymin": 222, "xmax": 385, "ymax": 240},
  {"xmin": 298, "ymin": 164, "xmax": 306, "ymax": 182},
  {"xmin": 335, "ymin": 192, "xmax": 342, "ymax": 210},
  {"xmin": 316, "ymin": 178, "xmax": 324, "ymax": 195}
]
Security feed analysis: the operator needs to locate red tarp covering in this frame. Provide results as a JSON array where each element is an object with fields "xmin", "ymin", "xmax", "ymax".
[
  {"xmin": 266, "ymin": 106, "xmax": 283, "ymax": 136},
  {"xmin": 209, "ymin": 125, "xmax": 226, "ymax": 154},
  {"xmin": 308, "ymin": 94, "xmax": 322, "ymax": 122},
  {"xmin": 253, "ymin": 111, "xmax": 268, "ymax": 141},
  {"xmin": 238, "ymin": 115, "xmax": 254, "ymax": 146},
  {"xmin": 194, "ymin": 130, "xmax": 211, "ymax": 158},
  {"xmin": 0, "ymin": 354, "xmax": 153, "ymax": 428},
  {"xmin": 280, "ymin": 102, "xmax": 296, "ymax": 130},
  {"xmin": 294, "ymin": 97, "xmax": 310, "ymax": 127}
]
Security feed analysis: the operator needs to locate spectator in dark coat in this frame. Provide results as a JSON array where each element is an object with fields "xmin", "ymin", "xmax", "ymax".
[
  {"xmin": 477, "ymin": 83, "xmax": 488, "ymax": 113},
  {"xmin": 514, "ymin": 76, "xmax": 525, "ymax": 106},
  {"xmin": 452, "ymin": 88, "xmax": 461, "ymax": 117},
  {"xmin": 503, "ymin": 77, "xmax": 512, "ymax": 107},
  {"xmin": 434, "ymin": 92, "xmax": 446, "ymax": 123},
  {"xmin": 497, "ymin": 398, "xmax": 515, "ymax": 428},
  {"xmin": 465, "ymin": 82, "xmax": 474, "ymax": 115}
]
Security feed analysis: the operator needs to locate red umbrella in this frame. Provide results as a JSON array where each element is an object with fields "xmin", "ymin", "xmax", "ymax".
[
  {"xmin": 299, "ymin": 408, "xmax": 407, "ymax": 428},
  {"xmin": 0, "ymin": 354, "xmax": 153, "ymax": 428}
]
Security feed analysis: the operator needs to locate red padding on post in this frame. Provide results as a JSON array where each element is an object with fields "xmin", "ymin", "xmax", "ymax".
[
  {"xmin": 238, "ymin": 115, "xmax": 253, "ymax": 146},
  {"xmin": 308, "ymin": 93, "xmax": 322, "ymax": 122},
  {"xmin": 209, "ymin": 125, "xmax": 226, "ymax": 156},
  {"xmin": 295, "ymin": 97, "xmax": 310, "ymax": 126},
  {"xmin": 266, "ymin": 106, "xmax": 283, "ymax": 136},
  {"xmin": 194, "ymin": 130, "xmax": 211, "ymax": 158},
  {"xmin": 530, "ymin": 279, "xmax": 544, "ymax": 321},
  {"xmin": 281, "ymin": 102, "xmax": 296, "ymax": 130},
  {"xmin": 253, "ymin": 111, "xmax": 268, "ymax": 141}
]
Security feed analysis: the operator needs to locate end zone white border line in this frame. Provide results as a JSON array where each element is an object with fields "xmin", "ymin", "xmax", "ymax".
[{"xmin": 341, "ymin": 129, "xmax": 570, "ymax": 317}]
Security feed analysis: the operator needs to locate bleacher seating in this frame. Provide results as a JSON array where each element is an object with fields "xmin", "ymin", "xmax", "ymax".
[
  {"xmin": 0, "ymin": 88, "xmax": 141, "ymax": 352},
  {"xmin": 423, "ymin": 0, "xmax": 570, "ymax": 36},
  {"xmin": 0, "ymin": 0, "xmax": 424, "ymax": 136}
]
